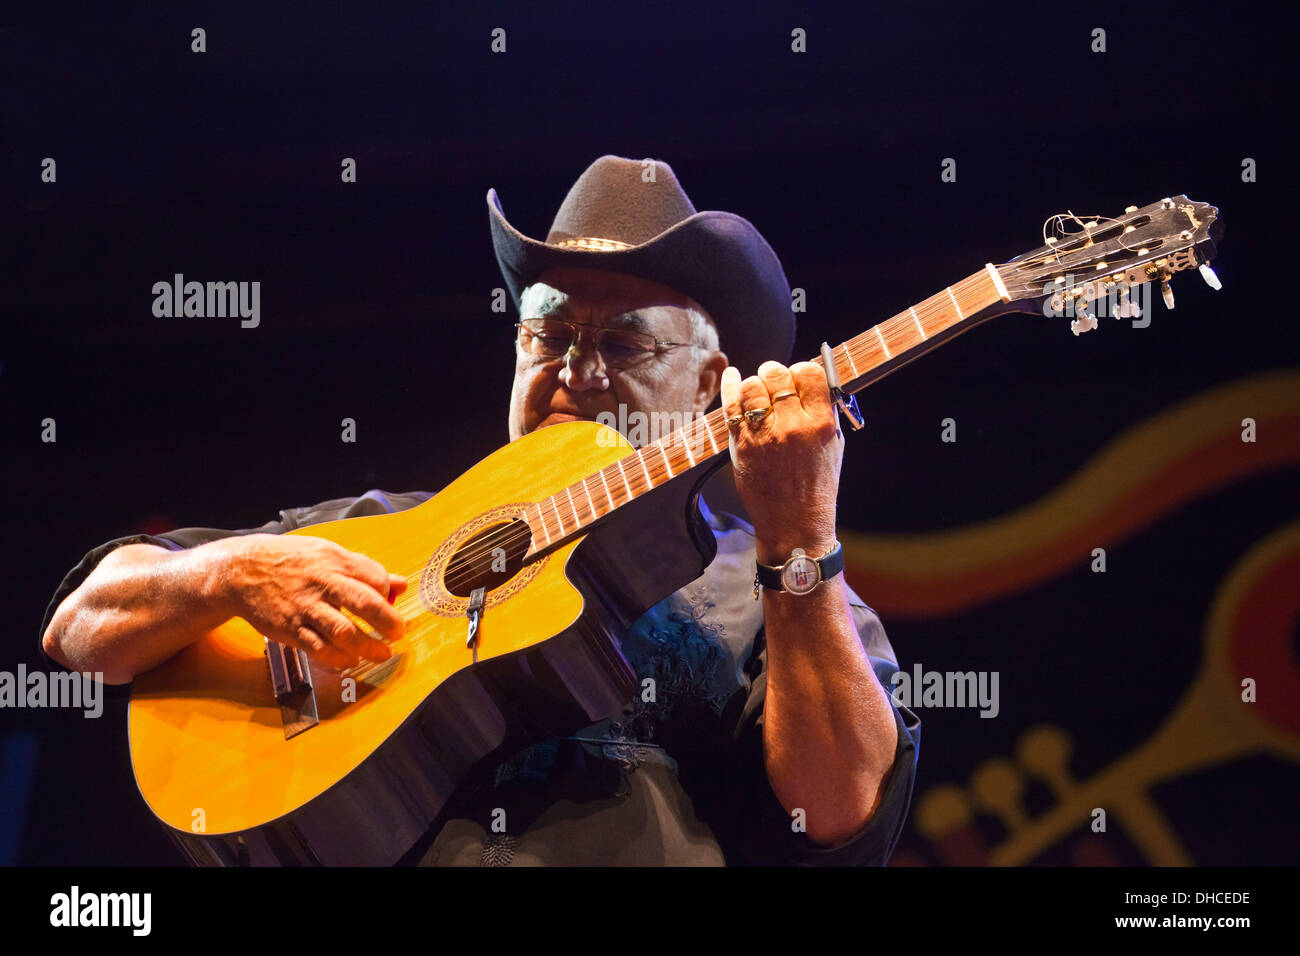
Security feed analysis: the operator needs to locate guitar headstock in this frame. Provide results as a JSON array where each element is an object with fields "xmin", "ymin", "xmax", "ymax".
[{"xmin": 996, "ymin": 196, "xmax": 1223, "ymax": 334}]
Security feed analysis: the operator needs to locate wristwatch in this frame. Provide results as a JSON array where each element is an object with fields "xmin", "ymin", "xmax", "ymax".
[{"xmin": 754, "ymin": 541, "xmax": 844, "ymax": 596}]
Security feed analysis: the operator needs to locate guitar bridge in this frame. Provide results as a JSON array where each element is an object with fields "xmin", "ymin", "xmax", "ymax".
[{"xmin": 265, "ymin": 638, "xmax": 319, "ymax": 739}]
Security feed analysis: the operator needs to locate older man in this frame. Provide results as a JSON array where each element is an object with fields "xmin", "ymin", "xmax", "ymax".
[{"xmin": 41, "ymin": 156, "xmax": 919, "ymax": 865}]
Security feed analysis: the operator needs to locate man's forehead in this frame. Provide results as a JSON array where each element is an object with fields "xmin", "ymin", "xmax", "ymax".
[{"xmin": 522, "ymin": 268, "xmax": 703, "ymax": 320}]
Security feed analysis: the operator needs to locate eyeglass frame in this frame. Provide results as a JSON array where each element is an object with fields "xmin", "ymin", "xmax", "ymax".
[{"xmin": 513, "ymin": 317, "xmax": 704, "ymax": 368}]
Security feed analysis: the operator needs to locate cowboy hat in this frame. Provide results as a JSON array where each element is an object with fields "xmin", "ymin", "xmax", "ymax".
[{"xmin": 487, "ymin": 155, "xmax": 794, "ymax": 376}]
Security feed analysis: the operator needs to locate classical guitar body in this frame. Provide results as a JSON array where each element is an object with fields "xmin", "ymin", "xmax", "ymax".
[{"xmin": 128, "ymin": 420, "xmax": 721, "ymax": 865}]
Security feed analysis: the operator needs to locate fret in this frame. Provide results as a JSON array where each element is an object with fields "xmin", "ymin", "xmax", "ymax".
[
  {"xmin": 658, "ymin": 443, "xmax": 674, "ymax": 478},
  {"xmin": 526, "ymin": 268, "xmax": 1004, "ymax": 549},
  {"xmin": 598, "ymin": 469, "xmax": 615, "ymax": 510},
  {"xmin": 946, "ymin": 286, "xmax": 964, "ymax": 319},
  {"xmin": 910, "ymin": 306, "xmax": 927, "ymax": 339},
  {"xmin": 985, "ymin": 262, "xmax": 1011, "ymax": 301},
  {"xmin": 841, "ymin": 342, "xmax": 859, "ymax": 378},
  {"xmin": 557, "ymin": 491, "xmax": 571, "ymax": 534}
]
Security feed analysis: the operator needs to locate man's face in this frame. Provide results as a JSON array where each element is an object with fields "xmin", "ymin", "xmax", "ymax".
[{"xmin": 508, "ymin": 267, "xmax": 728, "ymax": 444}]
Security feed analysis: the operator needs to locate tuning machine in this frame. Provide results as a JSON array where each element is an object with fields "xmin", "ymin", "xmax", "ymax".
[
  {"xmin": 1070, "ymin": 299, "xmax": 1097, "ymax": 336},
  {"xmin": 1113, "ymin": 284, "xmax": 1141, "ymax": 320}
]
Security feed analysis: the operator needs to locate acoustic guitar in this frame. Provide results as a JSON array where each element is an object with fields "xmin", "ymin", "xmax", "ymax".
[{"xmin": 128, "ymin": 196, "xmax": 1222, "ymax": 864}]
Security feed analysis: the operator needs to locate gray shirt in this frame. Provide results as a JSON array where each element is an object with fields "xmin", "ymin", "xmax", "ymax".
[{"xmin": 41, "ymin": 488, "xmax": 921, "ymax": 866}]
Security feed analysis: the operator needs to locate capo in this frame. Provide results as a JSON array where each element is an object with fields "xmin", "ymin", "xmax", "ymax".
[
  {"xmin": 466, "ymin": 586, "xmax": 486, "ymax": 662},
  {"xmin": 820, "ymin": 341, "xmax": 865, "ymax": 431}
]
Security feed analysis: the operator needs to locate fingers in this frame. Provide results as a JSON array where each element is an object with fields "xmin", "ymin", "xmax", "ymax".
[
  {"xmin": 757, "ymin": 361, "xmax": 799, "ymax": 425},
  {"xmin": 721, "ymin": 359, "xmax": 843, "ymax": 456},
  {"xmin": 387, "ymin": 574, "xmax": 407, "ymax": 604},
  {"xmin": 736, "ymin": 374, "xmax": 772, "ymax": 421},
  {"xmin": 725, "ymin": 361, "xmax": 815, "ymax": 432},
  {"xmin": 292, "ymin": 624, "xmax": 353, "ymax": 670},
  {"xmin": 789, "ymin": 361, "xmax": 835, "ymax": 419},
  {"xmin": 305, "ymin": 603, "xmax": 392, "ymax": 664},
  {"xmin": 320, "ymin": 573, "xmax": 406, "ymax": 643},
  {"xmin": 720, "ymin": 366, "xmax": 742, "ymax": 421}
]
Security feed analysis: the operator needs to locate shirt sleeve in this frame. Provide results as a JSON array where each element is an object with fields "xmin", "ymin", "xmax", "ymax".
[{"xmin": 729, "ymin": 602, "xmax": 922, "ymax": 866}]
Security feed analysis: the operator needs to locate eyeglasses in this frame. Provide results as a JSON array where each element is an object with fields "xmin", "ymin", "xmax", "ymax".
[{"xmin": 515, "ymin": 318, "xmax": 700, "ymax": 370}]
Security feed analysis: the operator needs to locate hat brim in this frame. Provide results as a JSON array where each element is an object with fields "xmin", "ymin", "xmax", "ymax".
[{"xmin": 488, "ymin": 188, "xmax": 794, "ymax": 376}]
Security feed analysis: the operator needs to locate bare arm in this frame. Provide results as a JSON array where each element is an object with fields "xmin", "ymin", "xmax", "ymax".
[
  {"xmin": 42, "ymin": 534, "xmax": 406, "ymax": 685},
  {"xmin": 758, "ymin": 557, "xmax": 899, "ymax": 846},
  {"xmin": 722, "ymin": 359, "xmax": 900, "ymax": 846}
]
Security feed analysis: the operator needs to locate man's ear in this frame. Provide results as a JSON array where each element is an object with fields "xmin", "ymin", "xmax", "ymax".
[{"xmin": 694, "ymin": 349, "xmax": 729, "ymax": 413}]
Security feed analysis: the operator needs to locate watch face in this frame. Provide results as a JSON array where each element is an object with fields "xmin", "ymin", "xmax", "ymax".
[{"xmin": 781, "ymin": 555, "xmax": 821, "ymax": 594}]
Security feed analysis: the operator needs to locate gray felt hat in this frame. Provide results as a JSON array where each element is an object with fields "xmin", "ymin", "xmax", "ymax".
[{"xmin": 488, "ymin": 155, "xmax": 795, "ymax": 375}]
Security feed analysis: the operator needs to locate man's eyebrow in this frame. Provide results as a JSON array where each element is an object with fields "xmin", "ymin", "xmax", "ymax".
[
  {"xmin": 523, "ymin": 298, "xmax": 656, "ymax": 332},
  {"xmin": 600, "ymin": 311, "xmax": 652, "ymax": 332}
]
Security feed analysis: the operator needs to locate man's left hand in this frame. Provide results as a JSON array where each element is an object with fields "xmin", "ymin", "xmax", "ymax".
[{"xmin": 720, "ymin": 361, "xmax": 845, "ymax": 566}]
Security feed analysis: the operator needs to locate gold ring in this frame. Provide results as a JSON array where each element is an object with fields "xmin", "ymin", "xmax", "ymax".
[
  {"xmin": 725, "ymin": 413, "xmax": 746, "ymax": 427},
  {"xmin": 771, "ymin": 390, "xmax": 798, "ymax": 402},
  {"xmin": 744, "ymin": 406, "xmax": 772, "ymax": 426}
]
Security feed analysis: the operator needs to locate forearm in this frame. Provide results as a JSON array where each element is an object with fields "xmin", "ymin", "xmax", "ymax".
[
  {"xmin": 42, "ymin": 541, "xmax": 235, "ymax": 684},
  {"xmin": 760, "ymin": 574, "xmax": 899, "ymax": 846}
]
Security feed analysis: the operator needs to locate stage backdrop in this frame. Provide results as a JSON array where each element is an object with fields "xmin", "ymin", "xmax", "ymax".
[{"xmin": 1, "ymin": 1, "xmax": 1294, "ymax": 865}]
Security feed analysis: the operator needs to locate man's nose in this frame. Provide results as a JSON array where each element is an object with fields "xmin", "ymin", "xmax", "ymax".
[{"xmin": 558, "ymin": 336, "xmax": 609, "ymax": 391}]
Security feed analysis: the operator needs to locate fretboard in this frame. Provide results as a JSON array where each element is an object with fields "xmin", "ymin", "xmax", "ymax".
[{"xmin": 525, "ymin": 264, "xmax": 1010, "ymax": 553}]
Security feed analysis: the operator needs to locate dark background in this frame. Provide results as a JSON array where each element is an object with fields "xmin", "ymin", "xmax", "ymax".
[{"xmin": 1, "ymin": 1, "xmax": 1295, "ymax": 866}]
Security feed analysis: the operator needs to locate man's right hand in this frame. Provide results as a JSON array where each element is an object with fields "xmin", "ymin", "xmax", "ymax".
[
  {"xmin": 209, "ymin": 534, "xmax": 407, "ymax": 670},
  {"xmin": 43, "ymin": 533, "xmax": 408, "ymax": 684}
]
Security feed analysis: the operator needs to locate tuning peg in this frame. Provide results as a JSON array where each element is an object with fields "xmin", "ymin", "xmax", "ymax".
[
  {"xmin": 1114, "ymin": 287, "xmax": 1141, "ymax": 319},
  {"xmin": 1198, "ymin": 263, "xmax": 1223, "ymax": 291},
  {"xmin": 1070, "ymin": 313, "xmax": 1099, "ymax": 336},
  {"xmin": 1161, "ymin": 279, "xmax": 1175, "ymax": 310}
]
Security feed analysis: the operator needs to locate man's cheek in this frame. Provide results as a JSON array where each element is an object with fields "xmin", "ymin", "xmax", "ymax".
[
  {"xmin": 507, "ymin": 370, "xmax": 534, "ymax": 438},
  {"xmin": 509, "ymin": 365, "xmax": 550, "ymax": 436}
]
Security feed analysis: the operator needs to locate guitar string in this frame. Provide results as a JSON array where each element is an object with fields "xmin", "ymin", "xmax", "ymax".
[
  {"xmin": 438, "ymin": 271, "xmax": 996, "ymax": 579},
  {"xmin": 329, "ymin": 250, "xmax": 1177, "ymax": 672},
  {"xmin": 353, "ymin": 275, "xmax": 994, "ymax": 613},
  {"xmin": 339, "ymin": 273, "xmax": 1000, "ymax": 671}
]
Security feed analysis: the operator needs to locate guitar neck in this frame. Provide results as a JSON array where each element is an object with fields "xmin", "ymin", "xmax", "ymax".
[{"xmin": 524, "ymin": 264, "xmax": 1013, "ymax": 553}]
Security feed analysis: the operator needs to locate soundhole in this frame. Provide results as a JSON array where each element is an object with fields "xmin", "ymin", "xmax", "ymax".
[{"xmin": 442, "ymin": 519, "xmax": 533, "ymax": 597}]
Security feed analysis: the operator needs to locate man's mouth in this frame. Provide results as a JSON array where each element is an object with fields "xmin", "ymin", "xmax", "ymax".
[{"xmin": 537, "ymin": 411, "xmax": 591, "ymax": 428}]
